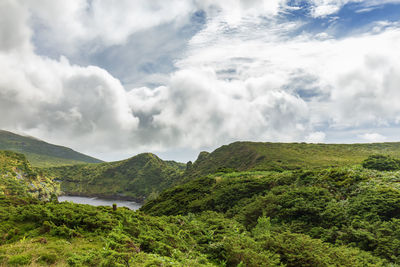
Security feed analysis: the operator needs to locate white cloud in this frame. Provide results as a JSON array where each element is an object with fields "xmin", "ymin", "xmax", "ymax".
[
  {"xmin": 0, "ymin": 51, "xmax": 139, "ymax": 152},
  {"xmin": 359, "ymin": 133, "xmax": 387, "ymax": 142},
  {"xmin": 307, "ymin": 0, "xmax": 400, "ymax": 17},
  {"xmin": 0, "ymin": 0, "xmax": 32, "ymax": 52},
  {"xmin": 306, "ymin": 132, "xmax": 326, "ymax": 143},
  {"xmin": 312, "ymin": 3, "xmax": 342, "ymax": 17},
  {"xmin": 127, "ymin": 67, "xmax": 309, "ymax": 148},
  {"xmin": 195, "ymin": 0, "xmax": 287, "ymax": 25},
  {"xmin": 0, "ymin": 0, "xmax": 139, "ymax": 156},
  {"xmin": 26, "ymin": 0, "xmax": 196, "ymax": 53},
  {"xmin": 179, "ymin": 11, "xmax": 400, "ymax": 129}
]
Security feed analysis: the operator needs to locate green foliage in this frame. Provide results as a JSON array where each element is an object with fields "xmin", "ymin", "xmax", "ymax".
[
  {"xmin": 38, "ymin": 252, "xmax": 58, "ymax": 264},
  {"xmin": 142, "ymin": 171, "xmax": 297, "ymax": 216},
  {"xmin": 1, "ymin": 192, "xmax": 385, "ymax": 266},
  {"xmin": 0, "ymin": 130, "xmax": 102, "ymax": 167},
  {"xmin": 143, "ymin": 167, "xmax": 400, "ymax": 264},
  {"xmin": 260, "ymin": 230, "xmax": 386, "ymax": 267},
  {"xmin": 142, "ymin": 171, "xmax": 296, "ymax": 216},
  {"xmin": 362, "ymin": 154, "xmax": 400, "ymax": 171},
  {"xmin": 7, "ymin": 255, "xmax": 31, "ymax": 266}
]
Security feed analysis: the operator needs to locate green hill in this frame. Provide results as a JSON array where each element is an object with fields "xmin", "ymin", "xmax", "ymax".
[
  {"xmin": 186, "ymin": 141, "xmax": 400, "ymax": 177},
  {"xmin": 47, "ymin": 153, "xmax": 186, "ymax": 202},
  {"xmin": 0, "ymin": 130, "xmax": 102, "ymax": 167}
]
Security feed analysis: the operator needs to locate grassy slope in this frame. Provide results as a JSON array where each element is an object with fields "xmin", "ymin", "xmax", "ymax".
[
  {"xmin": 0, "ymin": 130, "xmax": 102, "ymax": 167},
  {"xmin": 47, "ymin": 153, "xmax": 185, "ymax": 201},
  {"xmin": 187, "ymin": 141, "xmax": 400, "ymax": 177}
]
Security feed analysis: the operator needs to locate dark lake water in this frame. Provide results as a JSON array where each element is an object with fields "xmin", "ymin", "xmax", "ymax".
[{"xmin": 58, "ymin": 196, "xmax": 142, "ymax": 210}]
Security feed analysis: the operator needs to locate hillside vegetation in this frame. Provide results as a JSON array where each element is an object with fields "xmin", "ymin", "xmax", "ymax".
[
  {"xmin": 0, "ymin": 164, "xmax": 389, "ymax": 266},
  {"xmin": 46, "ymin": 153, "xmax": 186, "ymax": 202},
  {"xmin": 185, "ymin": 141, "xmax": 400, "ymax": 177},
  {"xmin": 0, "ymin": 150, "xmax": 59, "ymax": 203},
  {"xmin": 142, "ymin": 165, "xmax": 400, "ymax": 264},
  {"xmin": 0, "ymin": 130, "xmax": 102, "ymax": 167},
  {"xmin": 3, "ymin": 142, "xmax": 400, "ymax": 266},
  {"xmin": 46, "ymin": 141, "xmax": 400, "ymax": 202}
]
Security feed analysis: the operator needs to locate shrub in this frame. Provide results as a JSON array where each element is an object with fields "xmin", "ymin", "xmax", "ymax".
[
  {"xmin": 362, "ymin": 155, "xmax": 400, "ymax": 171},
  {"xmin": 38, "ymin": 253, "xmax": 58, "ymax": 264},
  {"xmin": 7, "ymin": 255, "xmax": 31, "ymax": 266}
]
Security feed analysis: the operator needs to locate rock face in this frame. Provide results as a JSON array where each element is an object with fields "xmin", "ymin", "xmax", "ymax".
[{"xmin": 0, "ymin": 150, "xmax": 59, "ymax": 201}]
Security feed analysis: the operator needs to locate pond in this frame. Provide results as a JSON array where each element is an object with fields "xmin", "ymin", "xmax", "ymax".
[{"xmin": 58, "ymin": 195, "xmax": 142, "ymax": 210}]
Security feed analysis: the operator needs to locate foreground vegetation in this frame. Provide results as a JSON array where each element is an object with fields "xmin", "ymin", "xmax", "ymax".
[
  {"xmin": 143, "ymin": 165, "xmax": 400, "ymax": 264},
  {"xmin": 0, "ymin": 198, "xmax": 387, "ymax": 266}
]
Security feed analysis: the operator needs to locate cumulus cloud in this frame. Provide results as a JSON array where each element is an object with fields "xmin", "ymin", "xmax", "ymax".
[
  {"xmin": 0, "ymin": 52, "xmax": 139, "ymax": 151},
  {"xmin": 127, "ymin": 68, "xmax": 309, "ymax": 148},
  {"xmin": 176, "ymin": 8, "xmax": 400, "ymax": 131},
  {"xmin": 27, "ymin": 0, "xmax": 196, "ymax": 53},
  {"xmin": 0, "ymin": 0, "xmax": 138, "ymax": 156}
]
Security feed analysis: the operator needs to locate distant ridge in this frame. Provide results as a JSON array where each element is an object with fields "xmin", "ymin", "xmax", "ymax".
[
  {"xmin": 0, "ymin": 130, "xmax": 103, "ymax": 167},
  {"xmin": 186, "ymin": 141, "xmax": 400, "ymax": 177}
]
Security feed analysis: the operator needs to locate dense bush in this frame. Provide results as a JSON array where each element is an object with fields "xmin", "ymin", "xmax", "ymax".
[
  {"xmin": 0, "ymin": 196, "xmax": 388, "ymax": 266},
  {"xmin": 362, "ymin": 154, "xmax": 400, "ymax": 171},
  {"xmin": 7, "ymin": 255, "xmax": 31, "ymax": 266},
  {"xmin": 141, "ymin": 167, "xmax": 400, "ymax": 264}
]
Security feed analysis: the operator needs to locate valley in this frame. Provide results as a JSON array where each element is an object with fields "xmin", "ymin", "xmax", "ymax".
[
  {"xmin": 2, "ymin": 1, "xmax": 399, "ymax": 266},
  {"xmin": 1, "ymin": 131, "xmax": 400, "ymax": 266}
]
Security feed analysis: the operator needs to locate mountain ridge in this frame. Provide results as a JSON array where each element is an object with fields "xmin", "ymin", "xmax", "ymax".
[
  {"xmin": 0, "ymin": 130, "xmax": 103, "ymax": 167},
  {"xmin": 185, "ymin": 141, "xmax": 400, "ymax": 177}
]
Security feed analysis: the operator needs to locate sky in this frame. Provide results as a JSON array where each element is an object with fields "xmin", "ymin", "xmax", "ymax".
[{"xmin": 1, "ymin": 0, "xmax": 400, "ymax": 162}]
